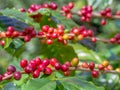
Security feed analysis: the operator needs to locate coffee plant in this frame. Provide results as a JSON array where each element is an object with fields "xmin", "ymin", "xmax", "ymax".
[{"xmin": 0, "ymin": 0, "xmax": 120, "ymax": 90}]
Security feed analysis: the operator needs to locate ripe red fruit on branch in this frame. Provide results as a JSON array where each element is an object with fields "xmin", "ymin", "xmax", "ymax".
[
  {"xmin": 20, "ymin": 59, "xmax": 28, "ymax": 68},
  {"xmin": 43, "ymin": 67, "xmax": 52, "ymax": 75},
  {"xmin": 91, "ymin": 70, "xmax": 99, "ymax": 78},
  {"xmin": 89, "ymin": 62, "xmax": 95, "ymax": 71},
  {"xmin": 42, "ymin": 58, "xmax": 50, "ymax": 66},
  {"xmin": 7, "ymin": 26, "xmax": 14, "ymax": 33},
  {"xmin": 7, "ymin": 65, "xmax": 16, "ymax": 73},
  {"xmin": 50, "ymin": 58, "xmax": 57, "ymax": 66},
  {"xmin": 98, "ymin": 64, "xmax": 104, "ymax": 70},
  {"xmin": 14, "ymin": 71, "xmax": 21, "ymax": 80},
  {"xmin": 101, "ymin": 19, "xmax": 106, "ymax": 26},
  {"xmin": 42, "ymin": 25, "xmax": 49, "ymax": 32},
  {"xmin": 24, "ymin": 66, "xmax": 33, "ymax": 74},
  {"xmin": 32, "ymin": 70, "xmax": 40, "ymax": 78},
  {"xmin": 61, "ymin": 64, "xmax": 69, "ymax": 72},
  {"xmin": 68, "ymin": 2, "xmax": 74, "ymax": 9},
  {"xmin": 82, "ymin": 62, "xmax": 89, "ymax": 68},
  {"xmin": 55, "ymin": 62, "xmax": 61, "ymax": 70},
  {"xmin": 0, "ymin": 75, "xmax": 2, "ymax": 82}
]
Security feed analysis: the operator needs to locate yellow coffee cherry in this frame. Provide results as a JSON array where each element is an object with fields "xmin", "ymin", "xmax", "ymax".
[
  {"xmin": 115, "ymin": 68, "xmax": 120, "ymax": 72},
  {"xmin": 71, "ymin": 57, "xmax": 79, "ymax": 66},
  {"xmin": 102, "ymin": 60, "xmax": 109, "ymax": 67},
  {"xmin": 63, "ymin": 34, "xmax": 69, "ymax": 40},
  {"xmin": 77, "ymin": 35, "xmax": 83, "ymax": 40}
]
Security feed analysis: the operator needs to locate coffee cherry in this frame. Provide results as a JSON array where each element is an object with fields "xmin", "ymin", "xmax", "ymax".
[
  {"xmin": 71, "ymin": 57, "xmax": 79, "ymax": 66},
  {"xmin": 107, "ymin": 65, "xmax": 113, "ymax": 70},
  {"xmin": 61, "ymin": 64, "xmax": 69, "ymax": 72},
  {"xmin": 38, "ymin": 64, "xmax": 46, "ymax": 71},
  {"xmin": 43, "ymin": 67, "xmax": 52, "ymax": 75},
  {"xmin": 64, "ymin": 70, "xmax": 70, "ymax": 76},
  {"xmin": 42, "ymin": 25, "xmax": 49, "ymax": 32},
  {"xmin": 35, "ymin": 57, "xmax": 42, "ymax": 66},
  {"xmin": 19, "ymin": 8, "xmax": 26, "ymax": 12},
  {"xmin": 102, "ymin": 60, "xmax": 109, "ymax": 67},
  {"xmin": 55, "ymin": 62, "xmax": 61, "ymax": 70},
  {"xmin": 49, "ymin": 2, "xmax": 58, "ymax": 10},
  {"xmin": 77, "ymin": 35, "xmax": 83, "ymax": 40},
  {"xmin": 110, "ymin": 38, "xmax": 116, "ymax": 43},
  {"xmin": 42, "ymin": 58, "xmax": 50, "ymax": 66},
  {"xmin": 101, "ymin": 19, "xmax": 106, "ymax": 26},
  {"xmin": 91, "ymin": 70, "xmax": 99, "ymax": 78},
  {"xmin": 14, "ymin": 71, "xmax": 21, "ymax": 80},
  {"xmin": 89, "ymin": 62, "xmax": 95, "ymax": 71},
  {"xmin": 50, "ymin": 58, "xmax": 57, "ymax": 66},
  {"xmin": 6, "ymin": 31, "xmax": 12, "ymax": 37},
  {"xmin": 3, "ymin": 72, "xmax": 12, "ymax": 80},
  {"xmin": 32, "ymin": 70, "xmax": 40, "ymax": 78},
  {"xmin": 7, "ymin": 26, "xmax": 14, "ymax": 33},
  {"xmin": 98, "ymin": 64, "xmax": 104, "ymax": 70},
  {"xmin": 64, "ymin": 61, "xmax": 71, "ymax": 67},
  {"xmin": 24, "ymin": 36, "xmax": 31, "ymax": 42},
  {"xmin": 91, "ymin": 37, "xmax": 97, "ymax": 42},
  {"xmin": 0, "ymin": 75, "xmax": 2, "ymax": 82},
  {"xmin": 20, "ymin": 59, "xmax": 28, "ymax": 68},
  {"xmin": 116, "ymin": 11, "xmax": 120, "ymax": 15},
  {"xmin": 115, "ymin": 68, "xmax": 120, "ymax": 72},
  {"xmin": 46, "ymin": 39, "xmax": 53, "ymax": 45},
  {"xmin": 12, "ymin": 31, "xmax": 19, "ymax": 37},
  {"xmin": 82, "ymin": 62, "xmax": 89, "ymax": 68},
  {"xmin": 7, "ymin": 65, "xmax": 16, "ymax": 73},
  {"xmin": 24, "ymin": 66, "xmax": 33, "ymax": 74},
  {"xmin": 63, "ymin": 34, "xmax": 69, "ymax": 40},
  {"xmin": 0, "ymin": 40, "xmax": 5, "ymax": 47},
  {"xmin": 68, "ymin": 2, "xmax": 74, "ymax": 9}
]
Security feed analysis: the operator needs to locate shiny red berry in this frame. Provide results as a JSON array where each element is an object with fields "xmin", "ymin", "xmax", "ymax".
[
  {"xmin": 20, "ymin": 59, "xmax": 28, "ymax": 68},
  {"xmin": 14, "ymin": 71, "xmax": 21, "ymax": 80}
]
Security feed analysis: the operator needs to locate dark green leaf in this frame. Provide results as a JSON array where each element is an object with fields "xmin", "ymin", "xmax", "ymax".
[{"xmin": 22, "ymin": 78, "xmax": 56, "ymax": 90}]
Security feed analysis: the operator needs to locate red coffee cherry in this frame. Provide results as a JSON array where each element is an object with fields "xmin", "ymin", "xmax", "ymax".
[
  {"xmin": 32, "ymin": 70, "xmax": 40, "ymax": 78},
  {"xmin": 82, "ymin": 62, "xmax": 89, "ymax": 68},
  {"xmin": 24, "ymin": 66, "xmax": 33, "ymax": 74},
  {"xmin": 91, "ymin": 70, "xmax": 99, "ymax": 78},
  {"xmin": 98, "ymin": 64, "xmax": 104, "ymax": 70},
  {"xmin": 110, "ymin": 38, "xmax": 116, "ymax": 43},
  {"xmin": 14, "ymin": 71, "xmax": 21, "ymax": 80},
  {"xmin": 68, "ymin": 2, "xmax": 74, "ymax": 9},
  {"xmin": 50, "ymin": 58, "xmax": 57, "ymax": 66},
  {"xmin": 46, "ymin": 39, "xmax": 53, "ymax": 45},
  {"xmin": 7, "ymin": 26, "xmax": 14, "ymax": 33},
  {"xmin": 42, "ymin": 25, "xmax": 49, "ymax": 32},
  {"xmin": 54, "ymin": 62, "xmax": 61, "ymax": 70},
  {"xmin": 89, "ymin": 62, "xmax": 95, "ymax": 71},
  {"xmin": 20, "ymin": 59, "xmax": 28, "ymax": 68},
  {"xmin": 42, "ymin": 58, "xmax": 50, "ymax": 66},
  {"xmin": 61, "ymin": 64, "xmax": 69, "ymax": 72},
  {"xmin": 43, "ymin": 67, "xmax": 52, "ymax": 75},
  {"xmin": 0, "ymin": 75, "xmax": 3, "ymax": 82},
  {"xmin": 64, "ymin": 70, "xmax": 70, "ymax": 76},
  {"xmin": 7, "ymin": 65, "xmax": 16, "ymax": 73},
  {"xmin": 101, "ymin": 19, "xmax": 106, "ymax": 26}
]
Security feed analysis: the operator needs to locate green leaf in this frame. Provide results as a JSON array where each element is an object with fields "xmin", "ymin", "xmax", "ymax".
[
  {"xmin": 22, "ymin": 78, "xmax": 56, "ymax": 90},
  {"xmin": 4, "ymin": 38, "xmax": 12, "ymax": 48},
  {"xmin": 87, "ymin": 0, "xmax": 113, "ymax": 10},
  {"xmin": 52, "ymin": 11, "xmax": 79, "ymax": 29},
  {"xmin": 70, "ymin": 44, "xmax": 104, "ymax": 63},
  {"xmin": 0, "ymin": 8, "xmax": 34, "ymax": 25},
  {"xmin": 41, "ymin": 42, "xmax": 77, "ymax": 63},
  {"xmin": 59, "ymin": 77, "xmax": 105, "ymax": 90}
]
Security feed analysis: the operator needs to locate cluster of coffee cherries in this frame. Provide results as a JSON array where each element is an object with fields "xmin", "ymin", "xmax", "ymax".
[
  {"xmin": 61, "ymin": 2, "xmax": 74, "ymax": 19},
  {"xmin": 20, "ymin": 2, "xmax": 58, "ymax": 13},
  {"xmin": 81, "ymin": 60, "xmax": 114, "ymax": 78},
  {"xmin": 77, "ymin": 6, "xmax": 93, "ymax": 22},
  {"xmin": 0, "ymin": 65, "xmax": 21, "ymax": 82},
  {"xmin": 110, "ymin": 33, "xmax": 120, "ymax": 44},
  {"xmin": 0, "ymin": 57, "xmax": 79, "ymax": 82},
  {"xmin": 1, "ymin": 57, "xmax": 120, "ymax": 82},
  {"xmin": 39, "ymin": 25, "xmax": 96, "ymax": 45},
  {"xmin": 100, "ymin": 8, "xmax": 112, "ymax": 25},
  {"xmin": 0, "ymin": 26, "xmax": 37, "ymax": 45}
]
